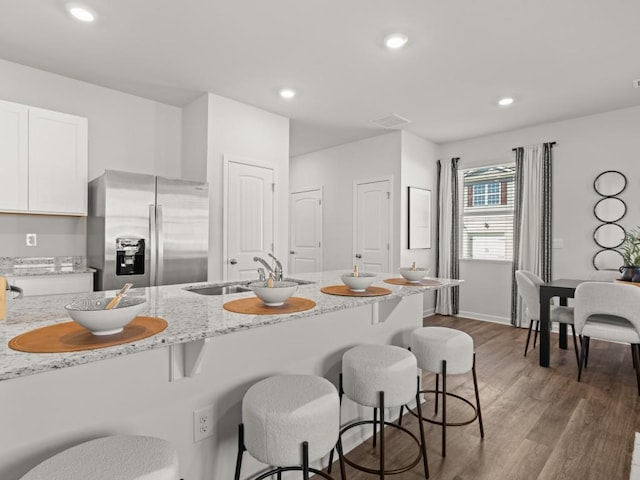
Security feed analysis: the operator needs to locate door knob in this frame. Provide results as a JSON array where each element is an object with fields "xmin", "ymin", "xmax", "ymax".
[
  {"xmin": 355, "ymin": 254, "xmax": 362, "ymax": 259},
  {"xmin": 229, "ymin": 258, "xmax": 238, "ymax": 265},
  {"xmin": 290, "ymin": 250, "xmax": 296, "ymax": 254}
]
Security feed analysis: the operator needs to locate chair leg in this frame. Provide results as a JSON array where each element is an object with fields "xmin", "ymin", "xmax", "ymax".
[
  {"xmin": 570, "ymin": 324, "xmax": 580, "ymax": 368},
  {"xmin": 415, "ymin": 376, "xmax": 430, "ymax": 479},
  {"xmin": 379, "ymin": 391, "xmax": 385, "ymax": 480},
  {"xmin": 471, "ymin": 353, "xmax": 484, "ymax": 439},
  {"xmin": 632, "ymin": 345, "xmax": 640, "ymax": 396},
  {"xmin": 524, "ymin": 319, "xmax": 535, "ymax": 356},
  {"xmin": 533, "ymin": 320, "xmax": 540, "ymax": 349},
  {"xmin": 327, "ymin": 374, "xmax": 344, "ymax": 474},
  {"xmin": 337, "ymin": 435, "xmax": 347, "ymax": 480},
  {"xmin": 584, "ymin": 336, "xmax": 590, "ymax": 368},
  {"xmin": 234, "ymin": 423, "xmax": 245, "ymax": 480},
  {"xmin": 441, "ymin": 360, "xmax": 447, "ymax": 458},
  {"xmin": 578, "ymin": 336, "xmax": 586, "ymax": 382},
  {"xmin": 633, "ymin": 345, "xmax": 638, "ymax": 370},
  {"xmin": 398, "ymin": 404, "xmax": 404, "ymax": 426}
]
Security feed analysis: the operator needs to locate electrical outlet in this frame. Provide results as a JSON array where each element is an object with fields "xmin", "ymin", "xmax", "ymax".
[
  {"xmin": 26, "ymin": 233, "xmax": 37, "ymax": 247},
  {"xmin": 193, "ymin": 405, "xmax": 214, "ymax": 442}
]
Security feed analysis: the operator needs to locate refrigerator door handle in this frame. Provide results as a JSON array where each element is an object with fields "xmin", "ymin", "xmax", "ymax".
[
  {"xmin": 149, "ymin": 204, "xmax": 157, "ymax": 286},
  {"xmin": 156, "ymin": 204, "xmax": 164, "ymax": 285}
]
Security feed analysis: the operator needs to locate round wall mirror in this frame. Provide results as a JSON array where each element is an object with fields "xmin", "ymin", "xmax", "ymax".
[
  {"xmin": 593, "ymin": 248, "xmax": 625, "ymax": 271},
  {"xmin": 594, "ymin": 197, "xmax": 627, "ymax": 223},
  {"xmin": 593, "ymin": 223, "xmax": 626, "ymax": 249},
  {"xmin": 594, "ymin": 170, "xmax": 627, "ymax": 197}
]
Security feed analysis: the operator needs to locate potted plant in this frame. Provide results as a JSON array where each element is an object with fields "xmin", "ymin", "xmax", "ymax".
[{"xmin": 619, "ymin": 227, "xmax": 640, "ymax": 282}]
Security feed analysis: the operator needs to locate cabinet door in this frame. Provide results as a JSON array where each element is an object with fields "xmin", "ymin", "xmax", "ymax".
[
  {"xmin": 28, "ymin": 108, "xmax": 88, "ymax": 215},
  {"xmin": 9, "ymin": 273, "xmax": 94, "ymax": 297},
  {"xmin": 0, "ymin": 100, "xmax": 29, "ymax": 212}
]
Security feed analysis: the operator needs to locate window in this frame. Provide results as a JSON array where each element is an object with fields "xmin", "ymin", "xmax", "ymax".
[{"xmin": 460, "ymin": 164, "xmax": 516, "ymax": 260}]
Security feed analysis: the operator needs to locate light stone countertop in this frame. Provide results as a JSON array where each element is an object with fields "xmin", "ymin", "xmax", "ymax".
[
  {"xmin": 0, "ymin": 256, "xmax": 95, "ymax": 276},
  {"xmin": 0, "ymin": 271, "xmax": 462, "ymax": 382}
]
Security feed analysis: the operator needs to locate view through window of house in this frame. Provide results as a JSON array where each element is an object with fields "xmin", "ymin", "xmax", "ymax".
[{"xmin": 460, "ymin": 164, "xmax": 516, "ymax": 260}]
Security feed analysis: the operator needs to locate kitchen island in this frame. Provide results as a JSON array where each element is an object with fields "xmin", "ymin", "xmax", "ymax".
[{"xmin": 0, "ymin": 271, "xmax": 460, "ymax": 480}]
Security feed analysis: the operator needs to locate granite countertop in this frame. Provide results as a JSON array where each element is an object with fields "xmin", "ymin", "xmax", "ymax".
[
  {"xmin": 0, "ymin": 256, "xmax": 95, "ymax": 277},
  {"xmin": 0, "ymin": 271, "xmax": 462, "ymax": 381}
]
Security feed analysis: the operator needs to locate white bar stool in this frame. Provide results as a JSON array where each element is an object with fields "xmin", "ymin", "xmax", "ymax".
[
  {"xmin": 234, "ymin": 374, "xmax": 345, "ymax": 480},
  {"xmin": 400, "ymin": 326, "xmax": 484, "ymax": 457},
  {"xmin": 329, "ymin": 344, "xmax": 429, "ymax": 479},
  {"xmin": 19, "ymin": 435, "xmax": 179, "ymax": 480}
]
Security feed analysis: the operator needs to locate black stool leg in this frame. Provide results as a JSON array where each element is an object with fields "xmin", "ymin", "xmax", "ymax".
[
  {"xmin": 234, "ymin": 423, "xmax": 245, "ymax": 480},
  {"xmin": 533, "ymin": 320, "xmax": 539, "ymax": 349},
  {"xmin": 415, "ymin": 376, "xmax": 430, "ymax": 479},
  {"xmin": 441, "ymin": 360, "xmax": 447, "ymax": 458},
  {"xmin": 578, "ymin": 336, "xmax": 586, "ymax": 382},
  {"xmin": 398, "ymin": 404, "xmax": 405, "ymax": 425},
  {"xmin": 584, "ymin": 336, "xmax": 590, "ymax": 368},
  {"xmin": 435, "ymin": 374, "xmax": 439, "ymax": 415},
  {"xmin": 302, "ymin": 441, "xmax": 310, "ymax": 480},
  {"xmin": 571, "ymin": 324, "xmax": 580, "ymax": 368},
  {"xmin": 337, "ymin": 435, "xmax": 347, "ymax": 480},
  {"xmin": 472, "ymin": 353, "xmax": 484, "ymax": 438},
  {"xmin": 327, "ymin": 374, "xmax": 344, "ymax": 474},
  {"xmin": 373, "ymin": 407, "xmax": 378, "ymax": 448},
  {"xmin": 632, "ymin": 344, "xmax": 640, "ymax": 396},
  {"xmin": 379, "ymin": 391, "xmax": 385, "ymax": 480}
]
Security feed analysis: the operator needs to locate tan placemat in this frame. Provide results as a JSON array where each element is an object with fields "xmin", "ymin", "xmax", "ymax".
[
  {"xmin": 320, "ymin": 285, "xmax": 392, "ymax": 297},
  {"xmin": 223, "ymin": 297, "xmax": 316, "ymax": 314},
  {"xmin": 615, "ymin": 279, "xmax": 640, "ymax": 287},
  {"xmin": 384, "ymin": 278, "xmax": 442, "ymax": 286},
  {"xmin": 8, "ymin": 316, "xmax": 168, "ymax": 354}
]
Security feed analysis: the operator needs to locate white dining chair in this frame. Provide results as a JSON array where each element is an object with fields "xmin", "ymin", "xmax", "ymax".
[
  {"xmin": 515, "ymin": 270, "xmax": 580, "ymax": 366},
  {"xmin": 574, "ymin": 281, "xmax": 640, "ymax": 395}
]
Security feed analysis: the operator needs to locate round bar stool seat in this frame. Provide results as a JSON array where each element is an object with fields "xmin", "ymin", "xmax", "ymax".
[
  {"xmin": 20, "ymin": 435, "xmax": 179, "ymax": 480},
  {"xmin": 334, "ymin": 344, "xmax": 429, "ymax": 478},
  {"xmin": 404, "ymin": 326, "xmax": 484, "ymax": 458},
  {"xmin": 235, "ymin": 374, "xmax": 344, "ymax": 480}
]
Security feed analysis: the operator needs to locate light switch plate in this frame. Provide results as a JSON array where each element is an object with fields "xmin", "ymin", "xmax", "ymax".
[{"xmin": 26, "ymin": 233, "xmax": 37, "ymax": 247}]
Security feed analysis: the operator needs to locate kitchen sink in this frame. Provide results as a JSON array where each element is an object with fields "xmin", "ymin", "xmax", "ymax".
[
  {"xmin": 184, "ymin": 278, "xmax": 314, "ymax": 296},
  {"xmin": 185, "ymin": 284, "xmax": 252, "ymax": 296}
]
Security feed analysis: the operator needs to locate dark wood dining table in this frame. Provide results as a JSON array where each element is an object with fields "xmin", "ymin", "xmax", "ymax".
[{"xmin": 538, "ymin": 279, "xmax": 586, "ymax": 367}]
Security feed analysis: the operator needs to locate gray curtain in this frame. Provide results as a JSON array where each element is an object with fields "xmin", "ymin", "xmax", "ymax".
[
  {"xmin": 510, "ymin": 143, "xmax": 553, "ymax": 326},
  {"xmin": 436, "ymin": 157, "xmax": 460, "ymax": 315}
]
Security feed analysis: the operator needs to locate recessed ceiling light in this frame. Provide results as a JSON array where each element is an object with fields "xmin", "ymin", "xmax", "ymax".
[
  {"xmin": 68, "ymin": 5, "xmax": 96, "ymax": 22},
  {"xmin": 279, "ymin": 88, "xmax": 296, "ymax": 99},
  {"xmin": 384, "ymin": 33, "xmax": 408, "ymax": 49},
  {"xmin": 498, "ymin": 97, "xmax": 514, "ymax": 106}
]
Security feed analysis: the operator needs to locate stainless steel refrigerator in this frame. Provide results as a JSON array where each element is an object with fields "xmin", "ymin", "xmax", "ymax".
[{"xmin": 87, "ymin": 170, "xmax": 209, "ymax": 291}]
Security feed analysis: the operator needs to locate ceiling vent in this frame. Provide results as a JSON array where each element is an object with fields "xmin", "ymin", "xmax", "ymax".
[{"xmin": 372, "ymin": 113, "xmax": 411, "ymax": 129}]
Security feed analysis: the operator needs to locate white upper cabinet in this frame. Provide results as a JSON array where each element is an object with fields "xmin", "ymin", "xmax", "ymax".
[
  {"xmin": 0, "ymin": 100, "xmax": 28, "ymax": 212},
  {"xmin": 0, "ymin": 99, "xmax": 88, "ymax": 216}
]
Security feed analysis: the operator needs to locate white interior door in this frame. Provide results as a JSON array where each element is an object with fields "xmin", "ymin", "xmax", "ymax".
[
  {"xmin": 226, "ymin": 161, "xmax": 274, "ymax": 281},
  {"xmin": 354, "ymin": 179, "xmax": 391, "ymax": 273},
  {"xmin": 290, "ymin": 188, "xmax": 323, "ymax": 274}
]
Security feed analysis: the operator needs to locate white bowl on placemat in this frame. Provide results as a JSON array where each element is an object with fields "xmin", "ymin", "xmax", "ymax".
[
  {"xmin": 249, "ymin": 281, "xmax": 298, "ymax": 306},
  {"xmin": 399, "ymin": 267, "xmax": 429, "ymax": 283},
  {"xmin": 341, "ymin": 273, "xmax": 376, "ymax": 292},
  {"xmin": 65, "ymin": 297, "xmax": 147, "ymax": 336}
]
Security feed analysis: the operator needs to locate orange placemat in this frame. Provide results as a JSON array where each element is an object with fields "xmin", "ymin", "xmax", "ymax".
[
  {"xmin": 615, "ymin": 279, "xmax": 640, "ymax": 287},
  {"xmin": 320, "ymin": 285, "xmax": 392, "ymax": 297},
  {"xmin": 384, "ymin": 278, "xmax": 442, "ymax": 286},
  {"xmin": 8, "ymin": 316, "xmax": 168, "ymax": 354},
  {"xmin": 223, "ymin": 297, "xmax": 316, "ymax": 315}
]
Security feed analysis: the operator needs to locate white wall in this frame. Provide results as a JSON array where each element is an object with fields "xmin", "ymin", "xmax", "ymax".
[
  {"xmin": 0, "ymin": 59, "xmax": 182, "ymax": 259},
  {"xmin": 290, "ymin": 132, "xmax": 402, "ymax": 272},
  {"xmin": 204, "ymin": 93, "xmax": 290, "ymax": 281},
  {"xmin": 440, "ymin": 105, "xmax": 640, "ymax": 322},
  {"xmin": 400, "ymin": 132, "xmax": 440, "ymax": 313}
]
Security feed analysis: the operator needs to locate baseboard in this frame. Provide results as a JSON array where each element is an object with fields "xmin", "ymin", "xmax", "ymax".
[
  {"xmin": 422, "ymin": 307, "xmax": 435, "ymax": 317},
  {"xmin": 457, "ymin": 310, "xmax": 511, "ymax": 325}
]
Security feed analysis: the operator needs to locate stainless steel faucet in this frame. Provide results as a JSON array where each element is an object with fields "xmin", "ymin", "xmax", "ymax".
[{"xmin": 253, "ymin": 254, "xmax": 283, "ymax": 281}]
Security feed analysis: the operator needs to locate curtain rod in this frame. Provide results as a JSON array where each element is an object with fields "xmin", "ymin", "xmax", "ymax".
[{"xmin": 512, "ymin": 142, "xmax": 556, "ymax": 152}]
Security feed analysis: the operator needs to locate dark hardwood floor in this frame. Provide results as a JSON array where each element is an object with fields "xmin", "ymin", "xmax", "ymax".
[{"xmin": 326, "ymin": 315, "xmax": 640, "ymax": 479}]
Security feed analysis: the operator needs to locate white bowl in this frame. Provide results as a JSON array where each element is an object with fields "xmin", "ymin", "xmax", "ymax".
[
  {"xmin": 399, "ymin": 267, "xmax": 429, "ymax": 283},
  {"xmin": 65, "ymin": 296, "xmax": 147, "ymax": 336},
  {"xmin": 249, "ymin": 281, "xmax": 298, "ymax": 306},
  {"xmin": 340, "ymin": 273, "xmax": 376, "ymax": 292}
]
